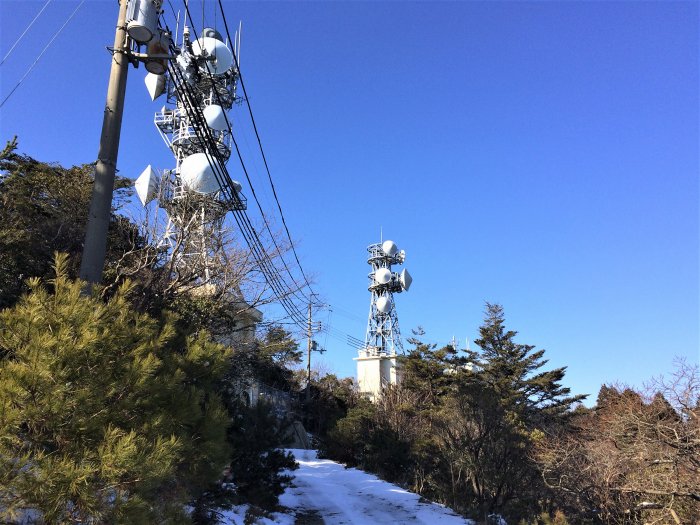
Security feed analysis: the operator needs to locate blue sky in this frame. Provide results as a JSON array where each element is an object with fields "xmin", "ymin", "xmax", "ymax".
[{"xmin": 1, "ymin": 0, "xmax": 698, "ymax": 402}]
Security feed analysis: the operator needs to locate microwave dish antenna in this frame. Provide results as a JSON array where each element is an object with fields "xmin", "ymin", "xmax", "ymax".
[
  {"xmin": 203, "ymin": 104, "xmax": 228, "ymax": 131},
  {"xmin": 374, "ymin": 267, "xmax": 391, "ymax": 285},
  {"xmin": 191, "ymin": 37, "xmax": 234, "ymax": 75},
  {"xmin": 134, "ymin": 165, "xmax": 159, "ymax": 205},
  {"xmin": 382, "ymin": 240, "xmax": 398, "ymax": 256},
  {"xmin": 180, "ymin": 152, "xmax": 221, "ymax": 194},
  {"xmin": 201, "ymin": 27, "xmax": 224, "ymax": 41},
  {"xmin": 376, "ymin": 295, "xmax": 391, "ymax": 314}
]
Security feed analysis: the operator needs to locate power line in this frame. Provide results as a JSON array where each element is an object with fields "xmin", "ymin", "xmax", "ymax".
[
  {"xmin": 0, "ymin": 0, "xmax": 53, "ymax": 67},
  {"xmin": 173, "ymin": 81, "xmax": 304, "ymax": 326},
  {"xmin": 216, "ymin": 0, "xmax": 317, "ymax": 298},
  {"xmin": 320, "ymin": 324, "xmax": 364, "ymax": 349},
  {"xmin": 330, "ymin": 304, "xmax": 367, "ymax": 324},
  {"xmin": 0, "ymin": 0, "xmax": 85, "ymax": 109},
  {"xmin": 175, "ymin": 5, "xmax": 316, "ymax": 328},
  {"xmin": 165, "ymin": 43, "xmax": 309, "ymax": 327},
  {"xmin": 161, "ymin": 5, "xmax": 314, "ymax": 329},
  {"xmin": 318, "ymin": 327, "xmax": 362, "ymax": 349},
  {"xmin": 322, "ymin": 306, "xmax": 332, "ymax": 350},
  {"xmin": 180, "ymin": 2, "xmax": 315, "ymax": 309}
]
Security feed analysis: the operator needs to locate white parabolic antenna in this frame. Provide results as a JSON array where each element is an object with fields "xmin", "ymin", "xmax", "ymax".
[
  {"xmin": 382, "ymin": 240, "xmax": 398, "ymax": 256},
  {"xmin": 376, "ymin": 295, "xmax": 390, "ymax": 313},
  {"xmin": 180, "ymin": 153, "xmax": 220, "ymax": 194},
  {"xmin": 191, "ymin": 37, "xmax": 234, "ymax": 75},
  {"xmin": 135, "ymin": 165, "xmax": 159, "ymax": 205},
  {"xmin": 400, "ymin": 268, "xmax": 413, "ymax": 291},
  {"xmin": 203, "ymin": 104, "xmax": 228, "ymax": 131},
  {"xmin": 375, "ymin": 267, "xmax": 391, "ymax": 285}
]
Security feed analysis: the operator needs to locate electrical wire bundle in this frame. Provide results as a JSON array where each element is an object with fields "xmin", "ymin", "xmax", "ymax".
[{"xmin": 158, "ymin": 2, "xmax": 316, "ymax": 330}]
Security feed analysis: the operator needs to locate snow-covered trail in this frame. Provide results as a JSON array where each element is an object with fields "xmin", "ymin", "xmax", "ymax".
[{"xmin": 278, "ymin": 449, "xmax": 474, "ymax": 525}]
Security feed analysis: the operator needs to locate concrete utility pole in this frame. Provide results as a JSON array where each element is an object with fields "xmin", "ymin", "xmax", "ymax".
[{"xmin": 80, "ymin": 0, "xmax": 130, "ymax": 284}]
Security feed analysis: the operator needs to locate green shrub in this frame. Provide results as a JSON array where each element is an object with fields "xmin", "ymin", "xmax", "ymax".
[{"xmin": 0, "ymin": 254, "xmax": 232, "ymax": 523}]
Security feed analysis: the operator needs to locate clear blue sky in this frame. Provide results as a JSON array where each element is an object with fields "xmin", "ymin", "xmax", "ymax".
[{"xmin": 1, "ymin": 1, "xmax": 698, "ymax": 402}]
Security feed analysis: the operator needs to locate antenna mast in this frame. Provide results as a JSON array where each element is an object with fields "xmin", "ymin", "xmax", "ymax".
[
  {"xmin": 355, "ymin": 238, "xmax": 413, "ymax": 400},
  {"xmin": 361, "ymin": 239, "xmax": 412, "ymax": 356}
]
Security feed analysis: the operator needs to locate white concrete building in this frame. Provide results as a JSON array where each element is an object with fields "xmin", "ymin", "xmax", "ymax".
[{"xmin": 355, "ymin": 350, "xmax": 402, "ymax": 401}]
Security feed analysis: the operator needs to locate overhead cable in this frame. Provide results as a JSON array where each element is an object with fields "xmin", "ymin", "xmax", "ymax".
[
  {"xmin": 0, "ymin": 0, "xmax": 85, "ymax": 109},
  {"xmin": 0, "ymin": 0, "xmax": 53, "ymax": 66},
  {"xmin": 216, "ymin": 0, "xmax": 317, "ymax": 299},
  {"xmin": 179, "ymin": 2, "xmax": 315, "ymax": 309},
  {"xmin": 167, "ymin": 26, "xmax": 308, "ymax": 325},
  {"xmin": 166, "ymin": 50, "xmax": 308, "ymax": 327}
]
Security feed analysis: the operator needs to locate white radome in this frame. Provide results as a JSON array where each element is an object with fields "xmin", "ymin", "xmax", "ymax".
[
  {"xmin": 191, "ymin": 37, "xmax": 234, "ymax": 75},
  {"xmin": 203, "ymin": 104, "xmax": 228, "ymax": 131},
  {"xmin": 374, "ymin": 267, "xmax": 392, "ymax": 285},
  {"xmin": 180, "ymin": 153, "xmax": 220, "ymax": 194},
  {"xmin": 382, "ymin": 240, "xmax": 398, "ymax": 256},
  {"xmin": 376, "ymin": 296, "xmax": 391, "ymax": 313},
  {"xmin": 399, "ymin": 268, "xmax": 413, "ymax": 291}
]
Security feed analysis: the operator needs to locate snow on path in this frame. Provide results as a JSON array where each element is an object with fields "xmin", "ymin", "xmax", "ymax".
[{"xmin": 278, "ymin": 449, "xmax": 475, "ymax": 525}]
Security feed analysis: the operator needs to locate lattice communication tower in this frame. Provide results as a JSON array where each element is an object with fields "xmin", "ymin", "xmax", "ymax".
[
  {"xmin": 363, "ymin": 239, "xmax": 413, "ymax": 356},
  {"xmin": 134, "ymin": 20, "xmax": 246, "ymax": 286}
]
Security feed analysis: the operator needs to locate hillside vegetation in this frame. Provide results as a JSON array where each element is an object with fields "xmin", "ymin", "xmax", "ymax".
[{"xmin": 1, "ymin": 139, "xmax": 697, "ymax": 524}]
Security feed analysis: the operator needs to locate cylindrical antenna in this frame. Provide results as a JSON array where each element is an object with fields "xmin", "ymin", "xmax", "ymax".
[
  {"xmin": 174, "ymin": 10, "xmax": 180, "ymax": 46},
  {"xmin": 182, "ymin": 0, "xmax": 190, "ymax": 44}
]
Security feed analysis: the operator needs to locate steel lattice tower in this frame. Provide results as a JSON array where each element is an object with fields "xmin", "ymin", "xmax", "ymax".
[
  {"xmin": 135, "ymin": 25, "xmax": 246, "ymax": 287},
  {"xmin": 356, "ymin": 239, "xmax": 413, "ymax": 400},
  {"xmin": 363, "ymin": 241, "xmax": 410, "ymax": 356}
]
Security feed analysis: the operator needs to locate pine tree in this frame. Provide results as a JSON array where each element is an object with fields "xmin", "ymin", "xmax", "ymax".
[
  {"xmin": 401, "ymin": 338, "xmax": 465, "ymax": 409},
  {"xmin": 0, "ymin": 254, "xmax": 231, "ymax": 523},
  {"xmin": 191, "ymin": 399, "xmax": 298, "ymax": 523},
  {"xmin": 474, "ymin": 303, "xmax": 585, "ymax": 424},
  {"xmin": 433, "ymin": 303, "xmax": 585, "ymax": 520},
  {"xmin": 226, "ymin": 400, "xmax": 297, "ymax": 509},
  {"xmin": 442, "ymin": 303, "xmax": 585, "ymax": 520},
  {"xmin": 324, "ymin": 399, "xmax": 378, "ymax": 467},
  {"xmin": 324, "ymin": 306, "xmax": 586, "ymax": 522}
]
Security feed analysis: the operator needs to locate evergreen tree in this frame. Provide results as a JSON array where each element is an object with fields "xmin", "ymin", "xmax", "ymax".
[
  {"xmin": 303, "ymin": 374, "xmax": 357, "ymax": 438},
  {"xmin": 324, "ymin": 399, "xmax": 378, "ymax": 467},
  {"xmin": 0, "ymin": 139, "xmax": 138, "ymax": 309},
  {"xmin": 322, "ymin": 307, "xmax": 586, "ymax": 522},
  {"xmin": 454, "ymin": 303, "xmax": 586, "ymax": 520},
  {"xmin": 401, "ymin": 338, "xmax": 465, "ymax": 409},
  {"xmin": 0, "ymin": 255, "xmax": 231, "ymax": 523},
  {"xmin": 223, "ymin": 324, "xmax": 302, "ymax": 394},
  {"xmin": 191, "ymin": 400, "xmax": 298, "ymax": 523},
  {"xmin": 474, "ymin": 303, "xmax": 586, "ymax": 424}
]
